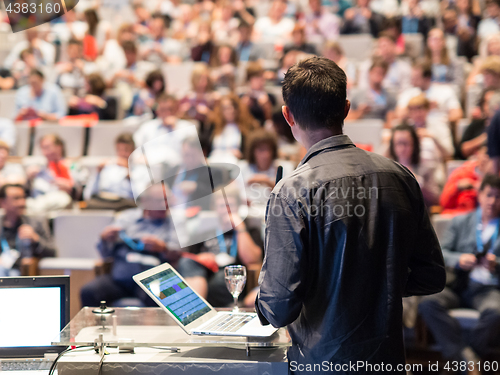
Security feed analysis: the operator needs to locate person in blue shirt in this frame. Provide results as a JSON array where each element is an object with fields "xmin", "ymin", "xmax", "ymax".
[
  {"xmin": 419, "ymin": 174, "xmax": 500, "ymax": 362},
  {"xmin": 80, "ymin": 183, "xmax": 182, "ymax": 307},
  {"xmin": 14, "ymin": 69, "xmax": 67, "ymax": 121}
]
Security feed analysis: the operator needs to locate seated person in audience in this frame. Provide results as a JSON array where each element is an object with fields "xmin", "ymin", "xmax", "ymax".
[
  {"xmin": 108, "ymin": 40, "xmax": 150, "ymax": 92},
  {"xmin": 253, "ymin": 0, "xmax": 295, "ymax": 44},
  {"xmin": 211, "ymin": 0, "xmax": 240, "ymax": 46},
  {"xmin": 235, "ymin": 21, "xmax": 255, "ymax": 62},
  {"xmin": 0, "ymin": 141, "xmax": 25, "ymax": 186},
  {"xmin": 102, "ymin": 23, "xmax": 138, "ymax": 74},
  {"xmin": 323, "ymin": 41, "xmax": 357, "ymax": 88},
  {"xmin": 0, "ymin": 116, "xmax": 16, "ymax": 149},
  {"xmin": 11, "ymin": 48, "xmax": 38, "ymax": 89},
  {"xmin": 191, "ymin": 21, "xmax": 216, "ymax": 64},
  {"xmin": 239, "ymin": 62, "xmax": 276, "ymax": 126},
  {"xmin": 134, "ymin": 93, "xmax": 193, "ymax": 148},
  {"xmin": 389, "ymin": 124, "xmax": 443, "ymax": 206},
  {"xmin": 177, "ymin": 186, "xmax": 262, "ymax": 307},
  {"xmin": 396, "ymin": 59, "xmax": 463, "ymax": 123},
  {"xmin": 425, "ymin": 28, "xmax": 465, "ymax": 90},
  {"xmin": 83, "ymin": 133, "xmax": 135, "ymax": 206},
  {"xmin": 0, "ymin": 184, "xmax": 55, "ymax": 276},
  {"xmin": 459, "ymin": 89, "xmax": 500, "ymax": 159},
  {"xmin": 487, "ymin": 99, "xmax": 500, "ymax": 174},
  {"xmin": 477, "ymin": 56, "xmax": 500, "ymax": 91},
  {"xmin": 140, "ymin": 12, "xmax": 186, "ymax": 65},
  {"xmin": 300, "ymin": 0, "xmax": 341, "ymax": 43},
  {"xmin": 14, "ymin": 69, "xmax": 67, "ymax": 122},
  {"xmin": 440, "ymin": 147, "xmax": 492, "ymax": 213},
  {"xmin": 358, "ymin": 32, "xmax": 412, "ymax": 94},
  {"xmin": 340, "ymin": 0, "xmax": 385, "ymax": 37},
  {"xmin": 26, "ymin": 135, "xmax": 73, "ymax": 212},
  {"xmin": 80, "ymin": 184, "xmax": 182, "ymax": 307},
  {"xmin": 68, "ymin": 73, "xmax": 117, "ymax": 120},
  {"xmin": 283, "ymin": 24, "xmax": 318, "ymax": 56},
  {"xmin": 127, "ymin": 69, "xmax": 166, "ymax": 118},
  {"xmin": 478, "ymin": 0, "xmax": 500, "ymax": 40},
  {"xmin": 467, "ymin": 34, "xmax": 500, "ymax": 87},
  {"xmin": 209, "ymin": 44, "xmax": 238, "ymax": 91},
  {"xmin": 419, "ymin": 174, "xmax": 500, "ymax": 363},
  {"xmin": 55, "ymin": 39, "xmax": 90, "ymax": 93},
  {"xmin": 404, "ymin": 94, "xmax": 454, "ymax": 158},
  {"xmin": 442, "ymin": 4, "xmax": 479, "ymax": 61},
  {"xmin": 171, "ymin": 4, "xmax": 200, "ymax": 43},
  {"xmin": 179, "ymin": 63, "xmax": 217, "ymax": 125},
  {"xmin": 3, "ymin": 29, "xmax": 55, "ymax": 70},
  {"xmin": 206, "ymin": 94, "xmax": 257, "ymax": 160},
  {"xmin": 241, "ymin": 130, "xmax": 293, "ymax": 208},
  {"xmin": 401, "ymin": 0, "xmax": 434, "ymax": 39},
  {"xmin": 347, "ymin": 58, "xmax": 396, "ymax": 127}
]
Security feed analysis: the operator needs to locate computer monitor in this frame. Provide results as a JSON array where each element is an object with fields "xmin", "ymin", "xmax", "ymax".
[{"xmin": 0, "ymin": 276, "xmax": 70, "ymax": 358}]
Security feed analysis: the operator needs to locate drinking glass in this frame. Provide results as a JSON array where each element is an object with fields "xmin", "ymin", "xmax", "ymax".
[{"xmin": 224, "ymin": 265, "xmax": 247, "ymax": 312}]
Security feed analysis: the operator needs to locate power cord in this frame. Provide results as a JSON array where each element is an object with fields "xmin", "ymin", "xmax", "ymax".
[{"xmin": 48, "ymin": 346, "xmax": 94, "ymax": 375}]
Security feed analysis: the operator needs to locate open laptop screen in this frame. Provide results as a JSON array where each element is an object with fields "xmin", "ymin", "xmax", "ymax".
[
  {"xmin": 0, "ymin": 276, "xmax": 70, "ymax": 358},
  {"xmin": 139, "ymin": 268, "xmax": 211, "ymax": 326}
]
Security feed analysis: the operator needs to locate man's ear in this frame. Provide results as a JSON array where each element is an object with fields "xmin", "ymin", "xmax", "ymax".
[
  {"xmin": 344, "ymin": 100, "xmax": 351, "ymax": 120},
  {"xmin": 282, "ymin": 105, "xmax": 295, "ymax": 128}
]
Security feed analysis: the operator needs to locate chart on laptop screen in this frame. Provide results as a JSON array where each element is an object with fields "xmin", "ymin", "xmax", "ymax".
[{"xmin": 140, "ymin": 268, "xmax": 211, "ymax": 326}]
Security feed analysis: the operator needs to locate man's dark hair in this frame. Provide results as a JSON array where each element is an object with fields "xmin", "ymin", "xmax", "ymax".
[
  {"xmin": 30, "ymin": 69, "xmax": 44, "ymax": 79},
  {"xmin": 480, "ymin": 174, "xmax": 500, "ymax": 191},
  {"xmin": 413, "ymin": 59, "xmax": 433, "ymax": 79},
  {"xmin": 282, "ymin": 56, "xmax": 347, "ymax": 131},
  {"xmin": 0, "ymin": 184, "xmax": 26, "ymax": 199}
]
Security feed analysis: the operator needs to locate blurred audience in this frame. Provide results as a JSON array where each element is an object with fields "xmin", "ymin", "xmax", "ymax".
[
  {"xmin": 419, "ymin": 174, "xmax": 500, "ymax": 363},
  {"xmin": 0, "ymin": 184, "xmax": 55, "ymax": 276}
]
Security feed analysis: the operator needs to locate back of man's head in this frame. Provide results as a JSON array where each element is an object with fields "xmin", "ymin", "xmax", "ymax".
[{"xmin": 282, "ymin": 56, "xmax": 347, "ymax": 132}]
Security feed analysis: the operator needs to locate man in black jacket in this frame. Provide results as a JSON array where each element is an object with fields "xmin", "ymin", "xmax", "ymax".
[
  {"xmin": 0, "ymin": 183, "xmax": 55, "ymax": 276},
  {"xmin": 255, "ymin": 56, "xmax": 446, "ymax": 374}
]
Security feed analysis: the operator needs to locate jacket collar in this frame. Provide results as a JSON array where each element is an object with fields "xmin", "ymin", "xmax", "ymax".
[{"xmin": 298, "ymin": 134, "xmax": 355, "ymax": 167}]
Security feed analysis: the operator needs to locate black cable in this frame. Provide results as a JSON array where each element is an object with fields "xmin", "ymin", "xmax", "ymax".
[{"xmin": 48, "ymin": 346, "xmax": 94, "ymax": 375}]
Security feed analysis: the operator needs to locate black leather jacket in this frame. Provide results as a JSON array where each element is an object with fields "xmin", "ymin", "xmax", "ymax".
[{"xmin": 256, "ymin": 135, "xmax": 446, "ymax": 374}]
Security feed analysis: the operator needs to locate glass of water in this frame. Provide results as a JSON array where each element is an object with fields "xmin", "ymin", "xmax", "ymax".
[{"xmin": 224, "ymin": 265, "xmax": 247, "ymax": 312}]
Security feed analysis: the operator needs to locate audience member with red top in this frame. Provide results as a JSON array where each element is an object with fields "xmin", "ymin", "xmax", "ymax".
[{"xmin": 440, "ymin": 147, "xmax": 493, "ymax": 214}]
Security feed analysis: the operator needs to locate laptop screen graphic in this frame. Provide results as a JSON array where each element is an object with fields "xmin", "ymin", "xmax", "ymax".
[{"xmin": 140, "ymin": 268, "xmax": 211, "ymax": 326}]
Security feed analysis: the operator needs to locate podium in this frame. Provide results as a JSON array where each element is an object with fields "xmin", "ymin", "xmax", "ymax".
[{"xmin": 51, "ymin": 307, "xmax": 290, "ymax": 375}]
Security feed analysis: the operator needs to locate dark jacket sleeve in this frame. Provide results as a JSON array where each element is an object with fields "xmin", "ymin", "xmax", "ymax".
[
  {"xmin": 404, "ymin": 188, "xmax": 446, "ymax": 297},
  {"xmin": 256, "ymin": 192, "xmax": 305, "ymax": 327},
  {"xmin": 29, "ymin": 216, "xmax": 56, "ymax": 258}
]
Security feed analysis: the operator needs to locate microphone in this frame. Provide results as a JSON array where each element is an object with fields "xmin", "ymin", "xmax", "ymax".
[{"xmin": 275, "ymin": 166, "xmax": 283, "ymax": 184}]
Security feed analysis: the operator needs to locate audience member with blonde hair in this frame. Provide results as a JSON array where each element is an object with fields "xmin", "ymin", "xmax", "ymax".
[{"xmin": 179, "ymin": 63, "xmax": 217, "ymax": 124}]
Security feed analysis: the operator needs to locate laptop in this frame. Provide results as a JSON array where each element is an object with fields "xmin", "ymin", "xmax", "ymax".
[
  {"xmin": 0, "ymin": 276, "xmax": 70, "ymax": 372},
  {"xmin": 133, "ymin": 263, "xmax": 277, "ymax": 337}
]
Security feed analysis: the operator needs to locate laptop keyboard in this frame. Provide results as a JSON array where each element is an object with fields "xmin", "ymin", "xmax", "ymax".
[
  {"xmin": 1, "ymin": 359, "xmax": 52, "ymax": 371},
  {"xmin": 203, "ymin": 314, "xmax": 254, "ymax": 333}
]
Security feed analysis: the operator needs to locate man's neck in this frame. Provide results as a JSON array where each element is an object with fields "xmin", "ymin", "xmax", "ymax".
[{"xmin": 304, "ymin": 129, "xmax": 342, "ymax": 150}]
